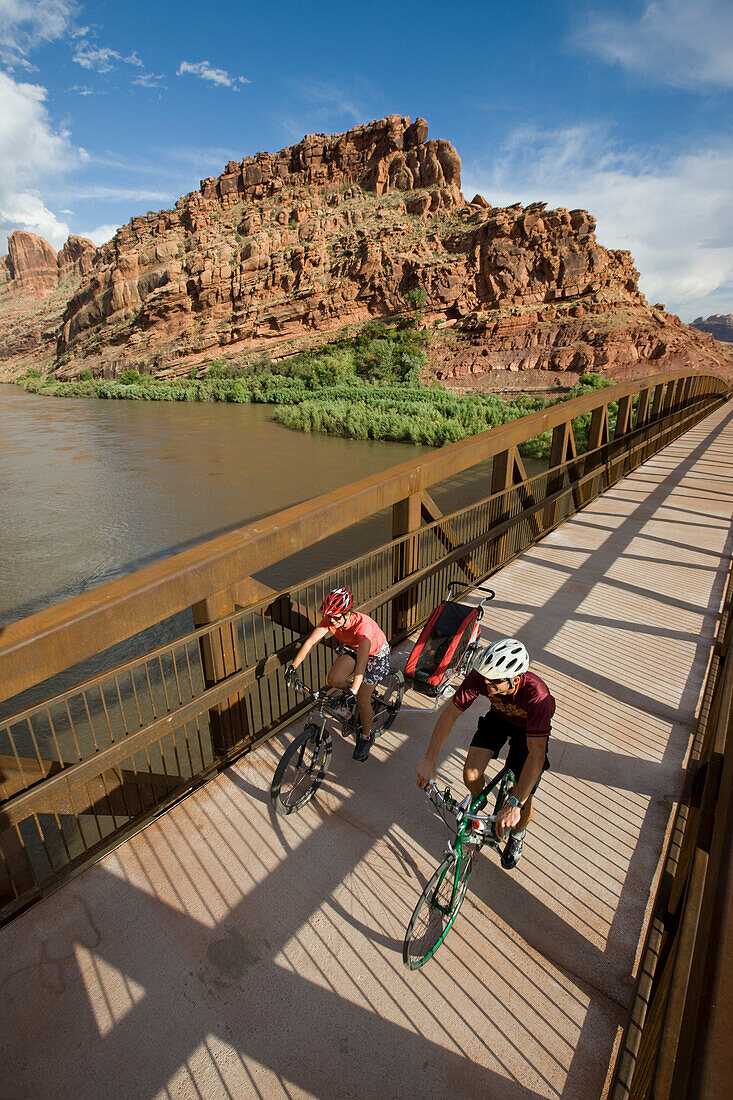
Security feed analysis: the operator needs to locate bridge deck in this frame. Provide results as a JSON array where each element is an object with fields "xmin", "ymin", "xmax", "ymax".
[{"xmin": 2, "ymin": 401, "xmax": 732, "ymax": 1100}]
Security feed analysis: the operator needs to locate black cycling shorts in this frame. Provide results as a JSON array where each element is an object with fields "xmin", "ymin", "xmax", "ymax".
[{"xmin": 470, "ymin": 710, "xmax": 550, "ymax": 790}]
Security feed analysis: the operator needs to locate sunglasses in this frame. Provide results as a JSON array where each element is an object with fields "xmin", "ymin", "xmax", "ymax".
[{"xmin": 485, "ymin": 677, "xmax": 511, "ymax": 687}]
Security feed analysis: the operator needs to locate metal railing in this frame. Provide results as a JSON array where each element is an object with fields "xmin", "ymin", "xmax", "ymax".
[
  {"xmin": 0, "ymin": 368, "xmax": 728, "ymax": 923},
  {"xmin": 610, "ymin": 545, "xmax": 733, "ymax": 1099}
]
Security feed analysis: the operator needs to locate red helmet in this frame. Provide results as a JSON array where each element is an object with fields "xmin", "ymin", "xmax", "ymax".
[{"xmin": 320, "ymin": 588, "xmax": 353, "ymax": 617}]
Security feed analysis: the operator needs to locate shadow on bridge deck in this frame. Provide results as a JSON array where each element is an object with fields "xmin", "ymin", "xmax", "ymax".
[{"xmin": 2, "ymin": 402, "xmax": 733, "ymax": 1100}]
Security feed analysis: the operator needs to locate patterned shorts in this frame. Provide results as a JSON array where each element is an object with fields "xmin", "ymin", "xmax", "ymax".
[{"xmin": 336, "ymin": 642, "xmax": 391, "ymax": 687}]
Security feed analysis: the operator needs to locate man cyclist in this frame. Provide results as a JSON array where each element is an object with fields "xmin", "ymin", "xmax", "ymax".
[
  {"xmin": 415, "ymin": 638, "xmax": 555, "ymax": 870},
  {"xmin": 286, "ymin": 588, "xmax": 391, "ymax": 762}
]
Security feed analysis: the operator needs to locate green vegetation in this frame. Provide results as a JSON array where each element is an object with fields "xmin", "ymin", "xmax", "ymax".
[
  {"xmin": 403, "ymin": 286, "xmax": 427, "ymax": 324},
  {"xmin": 271, "ymin": 373, "xmax": 615, "ymax": 452},
  {"xmin": 17, "ymin": 323, "xmax": 617, "ymax": 457}
]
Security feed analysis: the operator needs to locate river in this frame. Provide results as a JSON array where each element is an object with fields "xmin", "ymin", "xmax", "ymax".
[
  {"xmin": 0, "ymin": 382, "xmax": 547, "ymax": 719},
  {"xmin": 0, "ymin": 385, "xmax": 440, "ymax": 628}
]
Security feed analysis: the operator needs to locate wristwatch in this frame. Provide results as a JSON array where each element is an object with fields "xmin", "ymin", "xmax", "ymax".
[{"xmin": 506, "ymin": 795, "xmax": 522, "ymax": 809}]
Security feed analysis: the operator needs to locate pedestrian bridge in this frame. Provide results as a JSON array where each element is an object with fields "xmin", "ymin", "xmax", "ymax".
[{"xmin": 1, "ymin": 370, "xmax": 731, "ymax": 1098}]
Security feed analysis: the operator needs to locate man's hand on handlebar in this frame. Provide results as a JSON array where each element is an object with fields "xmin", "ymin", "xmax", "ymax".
[
  {"xmin": 415, "ymin": 758, "xmax": 435, "ymax": 790},
  {"xmin": 284, "ymin": 663, "xmax": 298, "ymax": 686},
  {"xmin": 493, "ymin": 802, "xmax": 521, "ymax": 839}
]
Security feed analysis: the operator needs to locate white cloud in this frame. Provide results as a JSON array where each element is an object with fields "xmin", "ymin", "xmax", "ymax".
[
  {"xmin": 463, "ymin": 125, "xmax": 733, "ymax": 321},
  {"xmin": 56, "ymin": 183, "xmax": 172, "ymax": 202},
  {"xmin": 575, "ymin": 0, "xmax": 733, "ymax": 90},
  {"xmin": 132, "ymin": 72, "xmax": 165, "ymax": 89},
  {"xmin": 76, "ymin": 222, "xmax": 117, "ymax": 246},
  {"xmin": 72, "ymin": 42, "xmax": 144, "ymax": 73},
  {"xmin": 0, "ymin": 0, "xmax": 75, "ymax": 68},
  {"xmin": 69, "ymin": 83, "xmax": 98, "ymax": 96},
  {"xmin": 0, "ymin": 190, "xmax": 69, "ymax": 245},
  {"xmin": 177, "ymin": 60, "xmax": 249, "ymax": 90},
  {"xmin": 0, "ymin": 70, "xmax": 77, "ymax": 249},
  {"xmin": 295, "ymin": 79, "xmax": 364, "ymax": 122}
]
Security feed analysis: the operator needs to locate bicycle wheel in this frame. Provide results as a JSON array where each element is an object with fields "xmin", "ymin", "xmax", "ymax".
[
  {"xmin": 403, "ymin": 849, "xmax": 475, "ymax": 969},
  {"xmin": 371, "ymin": 669, "xmax": 405, "ymax": 734},
  {"xmin": 270, "ymin": 724, "xmax": 332, "ymax": 815}
]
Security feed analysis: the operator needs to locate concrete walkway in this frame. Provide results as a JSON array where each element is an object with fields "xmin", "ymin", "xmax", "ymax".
[{"xmin": 3, "ymin": 402, "xmax": 733, "ymax": 1100}]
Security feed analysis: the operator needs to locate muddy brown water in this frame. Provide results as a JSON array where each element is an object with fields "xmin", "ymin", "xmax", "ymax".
[{"xmin": 0, "ymin": 384, "xmax": 545, "ymax": 713}]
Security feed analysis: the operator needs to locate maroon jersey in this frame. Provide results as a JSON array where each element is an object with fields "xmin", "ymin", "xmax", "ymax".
[{"xmin": 452, "ymin": 670, "xmax": 555, "ymax": 736}]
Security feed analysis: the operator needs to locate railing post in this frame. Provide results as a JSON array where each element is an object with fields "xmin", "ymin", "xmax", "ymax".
[
  {"xmin": 545, "ymin": 420, "xmax": 578, "ymax": 529},
  {"xmin": 578, "ymin": 403, "xmax": 610, "ymax": 506},
  {"xmin": 662, "ymin": 381, "xmax": 677, "ymax": 416},
  {"xmin": 392, "ymin": 493, "xmax": 422, "ymax": 634},
  {"xmin": 672, "ymin": 377, "xmax": 686, "ymax": 413},
  {"xmin": 614, "ymin": 395, "xmax": 633, "ymax": 438},
  {"xmin": 681, "ymin": 376, "xmax": 694, "ymax": 407},
  {"xmin": 614, "ymin": 394, "xmax": 633, "ymax": 479},
  {"xmin": 490, "ymin": 446, "xmax": 537, "ymax": 567},
  {"xmin": 635, "ymin": 387, "xmax": 651, "ymax": 429},
  {"xmin": 651, "ymin": 383, "xmax": 665, "ymax": 421},
  {"xmin": 192, "ymin": 577, "xmax": 274, "ymax": 756}
]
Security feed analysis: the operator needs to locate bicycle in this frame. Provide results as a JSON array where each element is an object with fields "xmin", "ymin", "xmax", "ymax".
[
  {"xmin": 270, "ymin": 667, "xmax": 405, "ymax": 815},
  {"xmin": 402, "ymin": 764, "xmax": 515, "ymax": 969}
]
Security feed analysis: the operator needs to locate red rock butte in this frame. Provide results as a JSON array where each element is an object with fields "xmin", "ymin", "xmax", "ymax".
[{"xmin": 0, "ymin": 115, "xmax": 730, "ymax": 384}]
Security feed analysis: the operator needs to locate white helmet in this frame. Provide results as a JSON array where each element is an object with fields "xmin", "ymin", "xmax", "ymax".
[{"xmin": 473, "ymin": 638, "xmax": 529, "ymax": 679}]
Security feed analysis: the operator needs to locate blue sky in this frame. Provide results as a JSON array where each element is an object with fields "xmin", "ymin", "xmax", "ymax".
[{"xmin": 1, "ymin": 0, "xmax": 731, "ymax": 321}]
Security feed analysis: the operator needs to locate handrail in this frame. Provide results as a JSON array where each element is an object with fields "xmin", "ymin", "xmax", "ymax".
[
  {"xmin": 610, "ymin": 546, "xmax": 733, "ymax": 1098},
  {"xmin": 0, "ymin": 368, "xmax": 726, "ymax": 702}
]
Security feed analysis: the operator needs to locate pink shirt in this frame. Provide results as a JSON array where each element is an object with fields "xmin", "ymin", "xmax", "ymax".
[
  {"xmin": 320, "ymin": 612, "xmax": 387, "ymax": 657},
  {"xmin": 453, "ymin": 670, "xmax": 555, "ymax": 736}
]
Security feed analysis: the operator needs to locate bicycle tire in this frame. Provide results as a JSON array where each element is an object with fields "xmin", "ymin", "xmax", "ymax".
[
  {"xmin": 270, "ymin": 724, "xmax": 332, "ymax": 815},
  {"xmin": 371, "ymin": 669, "xmax": 405, "ymax": 734},
  {"xmin": 403, "ymin": 849, "xmax": 474, "ymax": 969}
]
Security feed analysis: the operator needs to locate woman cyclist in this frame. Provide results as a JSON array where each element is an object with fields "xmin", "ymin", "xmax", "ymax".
[{"xmin": 286, "ymin": 588, "xmax": 390, "ymax": 762}]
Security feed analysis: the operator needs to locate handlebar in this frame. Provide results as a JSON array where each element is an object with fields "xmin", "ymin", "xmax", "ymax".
[
  {"xmin": 446, "ymin": 581, "xmax": 496, "ymax": 623},
  {"xmin": 446, "ymin": 581, "xmax": 496, "ymax": 602},
  {"xmin": 284, "ymin": 667, "xmax": 313, "ymax": 697},
  {"xmin": 284, "ymin": 666, "xmax": 356, "ymax": 715},
  {"xmin": 424, "ymin": 778, "xmax": 497, "ymax": 826}
]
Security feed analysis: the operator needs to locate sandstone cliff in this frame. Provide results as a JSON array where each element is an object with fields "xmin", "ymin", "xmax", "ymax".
[
  {"xmin": 0, "ymin": 231, "xmax": 99, "ymax": 376},
  {"xmin": 0, "ymin": 231, "xmax": 98, "ymax": 297},
  {"xmin": 0, "ymin": 116, "xmax": 729, "ymax": 384}
]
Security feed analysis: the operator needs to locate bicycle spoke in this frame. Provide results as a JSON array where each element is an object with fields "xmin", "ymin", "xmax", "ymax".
[
  {"xmin": 271, "ymin": 725, "xmax": 332, "ymax": 815},
  {"xmin": 403, "ymin": 850, "xmax": 473, "ymax": 969},
  {"xmin": 371, "ymin": 670, "xmax": 405, "ymax": 733}
]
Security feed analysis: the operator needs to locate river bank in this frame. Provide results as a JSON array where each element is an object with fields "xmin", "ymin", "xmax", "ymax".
[{"xmin": 15, "ymin": 322, "xmax": 617, "ymax": 454}]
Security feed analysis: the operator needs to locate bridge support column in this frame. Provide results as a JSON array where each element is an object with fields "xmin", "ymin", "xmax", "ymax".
[
  {"xmin": 545, "ymin": 422, "xmax": 579, "ymax": 531},
  {"xmin": 577, "ymin": 404, "xmax": 610, "ymax": 507},
  {"xmin": 490, "ymin": 446, "xmax": 541, "ymax": 569},
  {"xmin": 392, "ymin": 494, "xmax": 422, "ymax": 635},
  {"xmin": 192, "ymin": 578, "xmax": 275, "ymax": 757}
]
